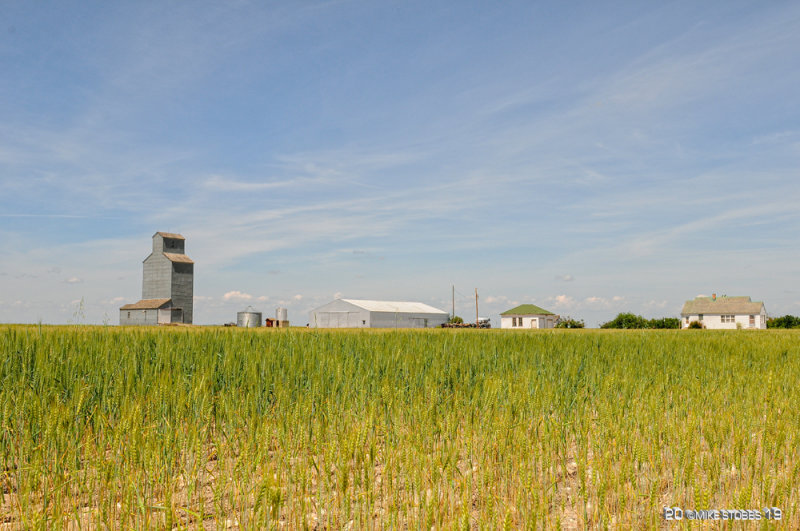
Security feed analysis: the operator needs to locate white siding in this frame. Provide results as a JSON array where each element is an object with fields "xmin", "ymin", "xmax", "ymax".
[
  {"xmin": 682, "ymin": 310, "xmax": 767, "ymax": 329},
  {"xmin": 119, "ymin": 309, "xmax": 159, "ymax": 325},
  {"xmin": 501, "ymin": 315, "xmax": 556, "ymax": 329}
]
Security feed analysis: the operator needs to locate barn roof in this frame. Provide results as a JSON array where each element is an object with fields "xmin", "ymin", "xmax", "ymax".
[
  {"xmin": 155, "ymin": 232, "xmax": 185, "ymax": 240},
  {"xmin": 163, "ymin": 252, "xmax": 194, "ymax": 264},
  {"xmin": 500, "ymin": 304, "xmax": 554, "ymax": 316},
  {"xmin": 120, "ymin": 298, "xmax": 172, "ymax": 310},
  {"xmin": 341, "ymin": 299, "xmax": 448, "ymax": 314},
  {"xmin": 681, "ymin": 296, "xmax": 764, "ymax": 315}
]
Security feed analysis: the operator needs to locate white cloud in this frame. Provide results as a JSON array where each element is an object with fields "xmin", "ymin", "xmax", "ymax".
[
  {"xmin": 293, "ymin": 294, "xmax": 303, "ymax": 301},
  {"xmin": 333, "ymin": 291, "xmax": 343, "ymax": 299},
  {"xmin": 550, "ymin": 295, "xmax": 575, "ymax": 309},
  {"xmin": 555, "ymin": 274, "xmax": 574, "ymax": 282},
  {"xmin": 257, "ymin": 295, "xmax": 269, "ymax": 302},
  {"xmin": 64, "ymin": 276, "xmax": 83, "ymax": 284},
  {"xmin": 223, "ymin": 290, "xmax": 252, "ymax": 301}
]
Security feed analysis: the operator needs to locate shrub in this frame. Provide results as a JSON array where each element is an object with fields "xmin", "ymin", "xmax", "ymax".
[
  {"xmin": 648, "ymin": 317, "xmax": 681, "ymax": 329},
  {"xmin": 688, "ymin": 320, "xmax": 704, "ymax": 329},
  {"xmin": 555, "ymin": 317, "xmax": 585, "ymax": 329}
]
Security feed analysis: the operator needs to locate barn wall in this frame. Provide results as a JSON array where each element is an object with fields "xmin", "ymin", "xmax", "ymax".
[
  {"xmin": 120, "ymin": 309, "xmax": 159, "ymax": 325},
  {"xmin": 310, "ymin": 300, "xmax": 368, "ymax": 328},
  {"xmin": 171, "ymin": 262, "xmax": 193, "ymax": 324},
  {"xmin": 142, "ymin": 254, "xmax": 172, "ymax": 300},
  {"xmin": 369, "ymin": 311, "xmax": 448, "ymax": 328}
]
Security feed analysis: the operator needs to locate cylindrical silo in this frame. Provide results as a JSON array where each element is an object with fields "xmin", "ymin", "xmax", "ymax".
[
  {"xmin": 237, "ymin": 306, "xmax": 262, "ymax": 327},
  {"xmin": 276, "ymin": 307, "xmax": 289, "ymax": 328}
]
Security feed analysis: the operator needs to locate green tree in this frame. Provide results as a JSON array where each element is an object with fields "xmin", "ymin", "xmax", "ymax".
[
  {"xmin": 767, "ymin": 315, "xmax": 800, "ymax": 328},
  {"xmin": 600, "ymin": 313, "xmax": 649, "ymax": 329}
]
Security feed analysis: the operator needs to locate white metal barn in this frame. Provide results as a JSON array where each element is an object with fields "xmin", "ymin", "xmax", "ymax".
[{"xmin": 309, "ymin": 299, "xmax": 449, "ymax": 328}]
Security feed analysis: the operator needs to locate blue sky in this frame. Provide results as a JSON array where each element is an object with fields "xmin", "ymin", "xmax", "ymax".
[{"xmin": 1, "ymin": 1, "xmax": 799, "ymax": 326}]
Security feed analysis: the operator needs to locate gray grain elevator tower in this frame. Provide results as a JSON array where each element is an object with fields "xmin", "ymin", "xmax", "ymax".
[{"xmin": 119, "ymin": 232, "xmax": 194, "ymax": 325}]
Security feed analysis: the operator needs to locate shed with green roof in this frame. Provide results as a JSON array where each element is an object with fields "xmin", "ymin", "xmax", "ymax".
[{"xmin": 500, "ymin": 304, "xmax": 558, "ymax": 329}]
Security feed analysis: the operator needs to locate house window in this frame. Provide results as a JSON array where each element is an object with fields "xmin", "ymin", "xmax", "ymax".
[
  {"xmin": 698, "ymin": 314, "xmax": 703, "ymax": 321},
  {"xmin": 127, "ymin": 312, "xmax": 130, "ymax": 318},
  {"xmin": 362, "ymin": 320, "xmax": 366, "ymax": 325},
  {"xmin": 721, "ymin": 315, "xmax": 735, "ymax": 323},
  {"xmin": 749, "ymin": 315, "xmax": 755, "ymax": 327}
]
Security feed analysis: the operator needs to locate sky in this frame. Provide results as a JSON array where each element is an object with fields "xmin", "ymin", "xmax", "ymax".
[{"xmin": 1, "ymin": 1, "xmax": 799, "ymax": 327}]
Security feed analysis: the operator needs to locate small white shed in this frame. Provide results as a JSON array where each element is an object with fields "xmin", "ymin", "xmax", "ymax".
[
  {"xmin": 500, "ymin": 304, "xmax": 557, "ymax": 329},
  {"xmin": 309, "ymin": 299, "xmax": 449, "ymax": 328}
]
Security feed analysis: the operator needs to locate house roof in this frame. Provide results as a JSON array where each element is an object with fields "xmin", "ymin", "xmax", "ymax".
[
  {"xmin": 155, "ymin": 232, "xmax": 185, "ymax": 240},
  {"xmin": 120, "ymin": 298, "xmax": 172, "ymax": 310},
  {"xmin": 500, "ymin": 304, "xmax": 554, "ymax": 316},
  {"xmin": 163, "ymin": 252, "xmax": 194, "ymax": 264},
  {"xmin": 340, "ymin": 299, "xmax": 448, "ymax": 314},
  {"xmin": 680, "ymin": 296, "xmax": 764, "ymax": 316}
]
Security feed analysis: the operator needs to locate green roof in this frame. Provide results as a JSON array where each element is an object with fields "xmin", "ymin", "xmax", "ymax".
[{"xmin": 500, "ymin": 304, "xmax": 554, "ymax": 316}]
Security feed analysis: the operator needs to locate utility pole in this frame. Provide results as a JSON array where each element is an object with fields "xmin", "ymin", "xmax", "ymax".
[
  {"xmin": 452, "ymin": 285, "xmax": 455, "ymax": 322},
  {"xmin": 475, "ymin": 288, "xmax": 479, "ymax": 327}
]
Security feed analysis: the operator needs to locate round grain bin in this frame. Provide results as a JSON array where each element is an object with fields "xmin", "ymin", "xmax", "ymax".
[
  {"xmin": 237, "ymin": 306, "xmax": 262, "ymax": 327},
  {"xmin": 276, "ymin": 307, "xmax": 288, "ymax": 321}
]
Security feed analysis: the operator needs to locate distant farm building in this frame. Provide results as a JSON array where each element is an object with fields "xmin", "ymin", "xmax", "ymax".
[
  {"xmin": 309, "ymin": 299, "xmax": 449, "ymax": 328},
  {"xmin": 681, "ymin": 294, "xmax": 766, "ymax": 329},
  {"xmin": 500, "ymin": 304, "xmax": 557, "ymax": 329},
  {"xmin": 120, "ymin": 232, "xmax": 194, "ymax": 325},
  {"xmin": 237, "ymin": 306, "xmax": 262, "ymax": 328}
]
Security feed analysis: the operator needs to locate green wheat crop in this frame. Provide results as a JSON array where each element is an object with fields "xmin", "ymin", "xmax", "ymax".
[{"xmin": 1, "ymin": 325, "xmax": 798, "ymax": 528}]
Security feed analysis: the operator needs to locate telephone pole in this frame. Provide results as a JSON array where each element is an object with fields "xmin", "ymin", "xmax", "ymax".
[
  {"xmin": 452, "ymin": 285, "xmax": 455, "ymax": 322},
  {"xmin": 475, "ymin": 288, "xmax": 479, "ymax": 327}
]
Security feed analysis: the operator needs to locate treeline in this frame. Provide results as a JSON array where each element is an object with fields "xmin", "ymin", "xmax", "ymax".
[
  {"xmin": 767, "ymin": 315, "xmax": 800, "ymax": 329},
  {"xmin": 600, "ymin": 313, "xmax": 681, "ymax": 329}
]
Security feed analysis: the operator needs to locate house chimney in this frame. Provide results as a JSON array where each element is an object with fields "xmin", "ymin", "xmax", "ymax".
[{"xmin": 712, "ymin": 293, "xmax": 716, "ymax": 301}]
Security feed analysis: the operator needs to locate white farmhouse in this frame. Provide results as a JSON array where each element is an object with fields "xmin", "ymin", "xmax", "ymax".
[
  {"xmin": 500, "ymin": 304, "xmax": 558, "ymax": 329},
  {"xmin": 680, "ymin": 295, "xmax": 767, "ymax": 329},
  {"xmin": 309, "ymin": 299, "xmax": 449, "ymax": 328}
]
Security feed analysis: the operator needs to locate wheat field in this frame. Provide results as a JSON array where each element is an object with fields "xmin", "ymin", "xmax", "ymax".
[{"xmin": 1, "ymin": 325, "xmax": 798, "ymax": 528}]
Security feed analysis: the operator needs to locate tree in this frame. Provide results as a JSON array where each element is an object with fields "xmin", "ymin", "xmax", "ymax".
[
  {"xmin": 449, "ymin": 315, "xmax": 464, "ymax": 324},
  {"xmin": 600, "ymin": 312, "xmax": 649, "ymax": 329},
  {"xmin": 601, "ymin": 313, "xmax": 681, "ymax": 329},
  {"xmin": 767, "ymin": 315, "xmax": 800, "ymax": 328}
]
